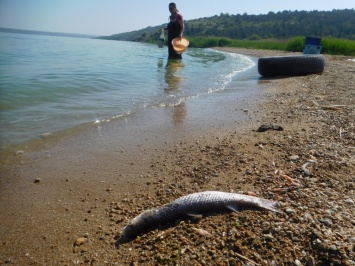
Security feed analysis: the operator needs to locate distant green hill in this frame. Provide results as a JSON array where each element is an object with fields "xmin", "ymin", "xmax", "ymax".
[
  {"xmin": 98, "ymin": 25, "xmax": 163, "ymax": 42},
  {"xmin": 98, "ymin": 9, "xmax": 355, "ymax": 43}
]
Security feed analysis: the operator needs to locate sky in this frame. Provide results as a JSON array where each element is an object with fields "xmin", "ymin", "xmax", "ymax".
[{"xmin": 0, "ymin": 0, "xmax": 354, "ymax": 36}]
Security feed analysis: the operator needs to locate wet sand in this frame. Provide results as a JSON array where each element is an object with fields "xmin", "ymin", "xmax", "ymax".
[{"xmin": 0, "ymin": 48, "xmax": 354, "ymax": 265}]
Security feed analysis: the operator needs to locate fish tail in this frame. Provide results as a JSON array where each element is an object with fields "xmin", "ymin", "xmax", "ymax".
[{"xmin": 259, "ymin": 198, "xmax": 280, "ymax": 213}]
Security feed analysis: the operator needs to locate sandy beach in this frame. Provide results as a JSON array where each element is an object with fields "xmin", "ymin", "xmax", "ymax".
[{"xmin": 0, "ymin": 48, "xmax": 354, "ymax": 265}]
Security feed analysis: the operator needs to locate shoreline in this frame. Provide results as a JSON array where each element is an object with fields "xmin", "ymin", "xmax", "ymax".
[
  {"xmin": 0, "ymin": 52, "xmax": 261, "ymax": 167},
  {"xmin": 0, "ymin": 46, "xmax": 254, "ymax": 150},
  {"xmin": 0, "ymin": 49, "xmax": 259, "ymax": 162},
  {"xmin": 1, "ymin": 48, "xmax": 354, "ymax": 265}
]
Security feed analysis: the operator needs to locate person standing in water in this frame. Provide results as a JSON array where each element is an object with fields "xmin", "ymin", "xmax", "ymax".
[{"xmin": 164, "ymin": 2, "xmax": 185, "ymax": 59}]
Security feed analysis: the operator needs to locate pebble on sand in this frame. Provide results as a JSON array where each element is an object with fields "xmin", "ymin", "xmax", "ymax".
[{"xmin": 75, "ymin": 237, "xmax": 87, "ymax": 246}]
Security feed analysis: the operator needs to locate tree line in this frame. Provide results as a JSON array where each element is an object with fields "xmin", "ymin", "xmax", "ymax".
[{"xmin": 98, "ymin": 9, "xmax": 355, "ymax": 43}]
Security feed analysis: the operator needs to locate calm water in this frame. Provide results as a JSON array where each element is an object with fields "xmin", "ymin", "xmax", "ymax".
[{"xmin": 0, "ymin": 32, "xmax": 255, "ymax": 147}]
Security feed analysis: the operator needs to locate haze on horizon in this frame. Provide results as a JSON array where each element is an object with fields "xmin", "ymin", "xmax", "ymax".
[{"xmin": 0, "ymin": 0, "xmax": 354, "ymax": 36}]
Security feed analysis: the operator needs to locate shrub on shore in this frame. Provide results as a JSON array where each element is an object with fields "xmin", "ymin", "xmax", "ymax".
[{"xmin": 187, "ymin": 36, "xmax": 355, "ymax": 56}]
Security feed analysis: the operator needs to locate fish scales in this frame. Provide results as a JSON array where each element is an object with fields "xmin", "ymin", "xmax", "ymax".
[{"xmin": 122, "ymin": 191, "xmax": 279, "ymax": 239}]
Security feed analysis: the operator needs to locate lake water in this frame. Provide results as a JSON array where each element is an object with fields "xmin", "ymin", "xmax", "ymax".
[{"xmin": 0, "ymin": 32, "xmax": 255, "ymax": 147}]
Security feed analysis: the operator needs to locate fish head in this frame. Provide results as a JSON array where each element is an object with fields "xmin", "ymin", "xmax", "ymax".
[{"xmin": 122, "ymin": 209, "xmax": 155, "ymax": 238}]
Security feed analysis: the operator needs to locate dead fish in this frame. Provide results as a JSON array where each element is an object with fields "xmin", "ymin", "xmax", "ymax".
[{"xmin": 122, "ymin": 191, "xmax": 279, "ymax": 239}]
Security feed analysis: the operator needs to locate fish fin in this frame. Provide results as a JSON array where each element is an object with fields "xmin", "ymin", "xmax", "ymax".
[
  {"xmin": 185, "ymin": 213, "xmax": 203, "ymax": 219},
  {"xmin": 226, "ymin": 204, "xmax": 240, "ymax": 213}
]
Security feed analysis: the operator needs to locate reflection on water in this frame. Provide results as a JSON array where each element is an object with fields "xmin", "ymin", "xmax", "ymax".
[
  {"xmin": 164, "ymin": 59, "xmax": 184, "ymax": 92},
  {"xmin": 163, "ymin": 59, "xmax": 186, "ymax": 124}
]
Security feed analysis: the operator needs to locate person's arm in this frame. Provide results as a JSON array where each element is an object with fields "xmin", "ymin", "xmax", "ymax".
[
  {"xmin": 178, "ymin": 13, "xmax": 184, "ymax": 37},
  {"xmin": 179, "ymin": 20, "xmax": 184, "ymax": 37}
]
